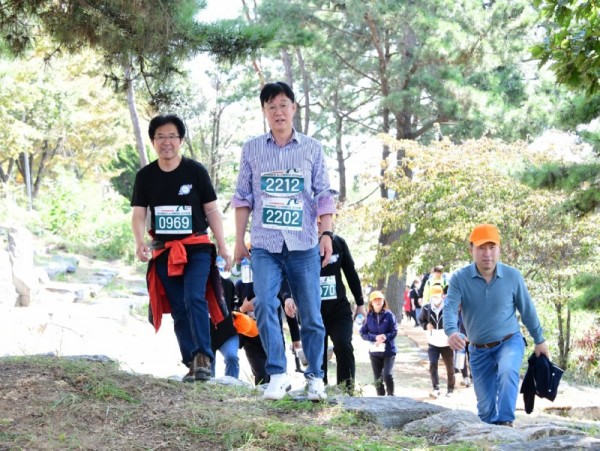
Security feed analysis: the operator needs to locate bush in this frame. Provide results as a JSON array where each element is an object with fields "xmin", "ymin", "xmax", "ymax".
[
  {"xmin": 572, "ymin": 324, "xmax": 600, "ymax": 384},
  {"xmin": 34, "ymin": 170, "xmax": 134, "ymax": 262}
]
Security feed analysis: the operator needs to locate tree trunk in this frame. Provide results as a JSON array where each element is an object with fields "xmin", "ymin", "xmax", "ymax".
[
  {"xmin": 281, "ymin": 48, "xmax": 302, "ymax": 132},
  {"xmin": 0, "ymin": 158, "xmax": 14, "ymax": 183},
  {"xmin": 296, "ymin": 47, "xmax": 310, "ymax": 134},
  {"xmin": 555, "ymin": 299, "xmax": 572, "ymax": 370},
  {"xmin": 124, "ymin": 65, "xmax": 148, "ymax": 168},
  {"xmin": 334, "ymin": 95, "xmax": 347, "ymax": 202}
]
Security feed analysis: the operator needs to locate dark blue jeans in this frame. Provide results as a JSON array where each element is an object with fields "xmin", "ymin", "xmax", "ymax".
[{"xmin": 155, "ymin": 251, "xmax": 214, "ymax": 366}]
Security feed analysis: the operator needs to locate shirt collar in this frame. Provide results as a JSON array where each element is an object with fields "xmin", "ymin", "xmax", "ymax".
[
  {"xmin": 266, "ymin": 128, "xmax": 300, "ymax": 146},
  {"xmin": 469, "ymin": 261, "xmax": 504, "ymax": 279}
]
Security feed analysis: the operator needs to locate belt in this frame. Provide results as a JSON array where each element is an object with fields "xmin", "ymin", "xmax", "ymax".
[{"xmin": 473, "ymin": 333, "xmax": 515, "ymax": 349}]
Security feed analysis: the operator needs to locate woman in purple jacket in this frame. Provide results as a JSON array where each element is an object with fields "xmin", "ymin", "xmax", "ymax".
[{"xmin": 360, "ymin": 290, "xmax": 398, "ymax": 396}]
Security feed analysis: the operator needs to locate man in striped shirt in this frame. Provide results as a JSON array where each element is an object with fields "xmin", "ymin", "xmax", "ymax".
[{"xmin": 232, "ymin": 81, "xmax": 337, "ymax": 401}]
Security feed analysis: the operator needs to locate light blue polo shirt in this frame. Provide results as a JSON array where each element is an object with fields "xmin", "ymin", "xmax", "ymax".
[{"xmin": 444, "ymin": 262, "xmax": 545, "ymax": 345}]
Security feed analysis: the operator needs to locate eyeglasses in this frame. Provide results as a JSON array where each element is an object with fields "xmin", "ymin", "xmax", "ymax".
[
  {"xmin": 154, "ymin": 135, "xmax": 181, "ymax": 143},
  {"xmin": 265, "ymin": 103, "xmax": 292, "ymax": 113}
]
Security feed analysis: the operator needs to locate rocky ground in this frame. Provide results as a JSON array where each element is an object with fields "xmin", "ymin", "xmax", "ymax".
[{"xmin": 1, "ymin": 252, "xmax": 599, "ymax": 426}]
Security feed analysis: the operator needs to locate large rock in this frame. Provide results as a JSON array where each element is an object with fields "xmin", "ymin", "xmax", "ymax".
[
  {"xmin": 336, "ymin": 396, "xmax": 447, "ymax": 429},
  {"xmin": 0, "ymin": 246, "xmax": 17, "ymax": 306},
  {"xmin": 7, "ymin": 226, "xmax": 38, "ymax": 306}
]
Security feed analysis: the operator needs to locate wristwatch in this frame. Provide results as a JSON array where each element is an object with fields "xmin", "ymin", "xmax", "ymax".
[{"xmin": 320, "ymin": 231, "xmax": 334, "ymax": 240}]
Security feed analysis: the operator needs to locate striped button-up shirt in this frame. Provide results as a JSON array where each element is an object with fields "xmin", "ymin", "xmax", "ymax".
[{"xmin": 232, "ymin": 130, "xmax": 337, "ymax": 253}]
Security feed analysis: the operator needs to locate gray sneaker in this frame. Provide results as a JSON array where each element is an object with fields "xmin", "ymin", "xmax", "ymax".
[{"xmin": 193, "ymin": 353, "xmax": 212, "ymax": 382}]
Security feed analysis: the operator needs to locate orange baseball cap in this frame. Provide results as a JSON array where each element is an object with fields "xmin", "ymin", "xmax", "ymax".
[{"xmin": 469, "ymin": 224, "xmax": 501, "ymax": 246}]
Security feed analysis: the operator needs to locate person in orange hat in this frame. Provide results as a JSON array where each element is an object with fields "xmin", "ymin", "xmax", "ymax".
[
  {"xmin": 359, "ymin": 290, "xmax": 398, "ymax": 396},
  {"xmin": 419, "ymin": 285, "xmax": 455, "ymax": 398},
  {"xmin": 444, "ymin": 224, "xmax": 550, "ymax": 427}
]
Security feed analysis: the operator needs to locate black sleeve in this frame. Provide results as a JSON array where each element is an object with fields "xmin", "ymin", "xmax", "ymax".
[
  {"xmin": 220, "ymin": 277, "xmax": 236, "ymax": 311},
  {"xmin": 235, "ymin": 280, "xmax": 255, "ymax": 303},
  {"xmin": 418, "ymin": 306, "xmax": 428, "ymax": 329},
  {"xmin": 285, "ymin": 313, "xmax": 301, "ymax": 342},
  {"xmin": 337, "ymin": 236, "xmax": 364, "ymax": 306},
  {"xmin": 279, "ymin": 277, "xmax": 292, "ymax": 301},
  {"xmin": 417, "ymin": 273, "xmax": 429, "ymax": 298}
]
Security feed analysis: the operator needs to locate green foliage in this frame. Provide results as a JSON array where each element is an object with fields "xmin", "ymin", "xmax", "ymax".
[
  {"xmin": 0, "ymin": 0, "xmax": 274, "ymax": 107},
  {"xmin": 34, "ymin": 170, "xmax": 135, "ymax": 263},
  {"xmin": 520, "ymin": 162, "xmax": 600, "ymax": 215},
  {"xmin": 105, "ymin": 144, "xmax": 144, "ymax": 199},
  {"xmin": 531, "ymin": 0, "xmax": 600, "ymax": 94},
  {"xmin": 572, "ymin": 274, "xmax": 600, "ymax": 311},
  {"xmin": 351, "ymin": 135, "xmax": 599, "ymax": 371}
]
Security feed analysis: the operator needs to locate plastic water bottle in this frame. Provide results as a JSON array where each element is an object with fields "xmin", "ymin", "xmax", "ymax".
[
  {"xmin": 241, "ymin": 257, "xmax": 253, "ymax": 283},
  {"xmin": 216, "ymin": 255, "xmax": 226, "ymax": 272},
  {"xmin": 353, "ymin": 314, "xmax": 365, "ymax": 333},
  {"xmin": 454, "ymin": 348, "xmax": 466, "ymax": 370}
]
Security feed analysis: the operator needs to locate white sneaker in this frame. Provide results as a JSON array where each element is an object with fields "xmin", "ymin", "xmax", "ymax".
[
  {"xmin": 430, "ymin": 389, "xmax": 441, "ymax": 398},
  {"xmin": 306, "ymin": 377, "xmax": 327, "ymax": 401},
  {"xmin": 262, "ymin": 374, "xmax": 291, "ymax": 400},
  {"xmin": 461, "ymin": 377, "xmax": 471, "ymax": 387}
]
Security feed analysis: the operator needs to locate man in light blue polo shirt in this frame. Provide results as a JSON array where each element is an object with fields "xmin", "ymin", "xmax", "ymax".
[
  {"xmin": 444, "ymin": 224, "xmax": 550, "ymax": 426},
  {"xmin": 232, "ymin": 81, "xmax": 336, "ymax": 401}
]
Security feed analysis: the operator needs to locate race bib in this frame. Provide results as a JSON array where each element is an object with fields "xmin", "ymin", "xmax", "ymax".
[
  {"xmin": 155, "ymin": 205, "xmax": 192, "ymax": 234},
  {"xmin": 262, "ymin": 198, "xmax": 303, "ymax": 231},
  {"xmin": 260, "ymin": 169, "xmax": 305, "ymax": 197},
  {"xmin": 320, "ymin": 275, "xmax": 337, "ymax": 300}
]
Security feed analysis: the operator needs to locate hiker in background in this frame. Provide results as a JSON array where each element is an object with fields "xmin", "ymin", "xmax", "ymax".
[
  {"xmin": 444, "ymin": 224, "xmax": 549, "ymax": 426},
  {"xmin": 209, "ymin": 273, "xmax": 239, "ymax": 379},
  {"xmin": 360, "ymin": 290, "xmax": 398, "ymax": 396},
  {"xmin": 403, "ymin": 284, "xmax": 412, "ymax": 324},
  {"xmin": 410, "ymin": 278, "xmax": 422, "ymax": 327},
  {"xmin": 419, "ymin": 285, "xmax": 455, "ymax": 398},
  {"xmin": 131, "ymin": 114, "xmax": 231, "ymax": 382},
  {"xmin": 421, "ymin": 265, "xmax": 448, "ymax": 305},
  {"xmin": 315, "ymin": 219, "xmax": 365, "ymax": 392}
]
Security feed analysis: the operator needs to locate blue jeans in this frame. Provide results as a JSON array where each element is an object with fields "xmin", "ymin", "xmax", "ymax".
[
  {"xmin": 415, "ymin": 308, "xmax": 422, "ymax": 326},
  {"xmin": 251, "ymin": 245, "xmax": 325, "ymax": 379},
  {"xmin": 469, "ymin": 332, "xmax": 525, "ymax": 424},
  {"xmin": 155, "ymin": 251, "xmax": 214, "ymax": 365},
  {"xmin": 212, "ymin": 334, "xmax": 240, "ymax": 378}
]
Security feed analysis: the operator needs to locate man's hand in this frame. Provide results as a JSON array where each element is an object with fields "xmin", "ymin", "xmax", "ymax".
[
  {"xmin": 284, "ymin": 298, "xmax": 297, "ymax": 318},
  {"xmin": 535, "ymin": 341, "xmax": 550, "ymax": 359},
  {"xmin": 319, "ymin": 234, "xmax": 333, "ymax": 267},
  {"xmin": 234, "ymin": 240, "xmax": 250, "ymax": 265},
  {"xmin": 218, "ymin": 249, "xmax": 232, "ymax": 271},
  {"xmin": 240, "ymin": 298, "xmax": 254, "ymax": 313},
  {"xmin": 136, "ymin": 243, "xmax": 151, "ymax": 262},
  {"xmin": 448, "ymin": 332, "xmax": 467, "ymax": 351},
  {"xmin": 427, "ymin": 324, "xmax": 434, "ymax": 331},
  {"xmin": 354, "ymin": 305, "xmax": 367, "ymax": 319}
]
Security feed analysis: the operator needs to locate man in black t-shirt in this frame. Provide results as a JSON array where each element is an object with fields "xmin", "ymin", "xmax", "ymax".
[{"xmin": 131, "ymin": 114, "xmax": 231, "ymax": 382}]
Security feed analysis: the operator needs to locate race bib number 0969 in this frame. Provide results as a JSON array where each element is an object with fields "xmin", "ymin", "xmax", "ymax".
[{"xmin": 155, "ymin": 205, "xmax": 192, "ymax": 234}]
